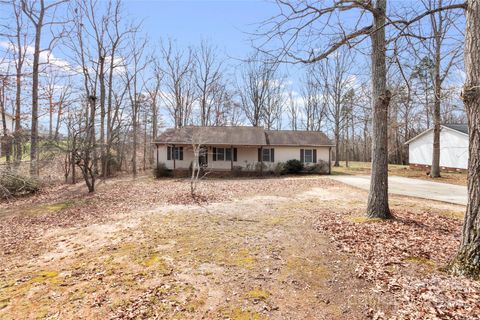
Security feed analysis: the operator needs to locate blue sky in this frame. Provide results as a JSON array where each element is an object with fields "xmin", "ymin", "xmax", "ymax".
[{"xmin": 122, "ymin": 0, "xmax": 277, "ymax": 61}]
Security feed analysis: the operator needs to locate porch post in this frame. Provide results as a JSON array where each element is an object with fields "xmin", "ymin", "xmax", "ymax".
[
  {"xmin": 328, "ymin": 147, "xmax": 332, "ymax": 175},
  {"xmin": 260, "ymin": 146, "xmax": 264, "ymax": 176},
  {"xmin": 173, "ymin": 144, "xmax": 176, "ymax": 174},
  {"xmin": 230, "ymin": 145, "xmax": 233, "ymax": 171}
]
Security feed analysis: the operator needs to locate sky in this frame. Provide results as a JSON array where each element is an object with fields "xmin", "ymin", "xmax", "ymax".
[
  {"xmin": 121, "ymin": 0, "xmax": 276, "ymax": 60},
  {"xmin": 0, "ymin": 0, "xmax": 467, "ymax": 132}
]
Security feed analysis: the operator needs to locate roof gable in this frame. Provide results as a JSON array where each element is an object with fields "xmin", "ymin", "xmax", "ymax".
[
  {"xmin": 405, "ymin": 124, "xmax": 469, "ymax": 145},
  {"xmin": 442, "ymin": 124, "xmax": 468, "ymax": 135}
]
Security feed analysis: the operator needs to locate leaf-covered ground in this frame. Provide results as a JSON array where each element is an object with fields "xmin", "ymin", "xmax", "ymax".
[{"xmin": 0, "ymin": 175, "xmax": 477, "ymax": 319}]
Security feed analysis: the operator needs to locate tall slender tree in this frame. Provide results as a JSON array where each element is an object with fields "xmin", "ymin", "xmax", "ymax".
[
  {"xmin": 450, "ymin": 0, "xmax": 480, "ymax": 279},
  {"xmin": 21, "ymin": 0, "xmax": 67, "ymax": 176}
]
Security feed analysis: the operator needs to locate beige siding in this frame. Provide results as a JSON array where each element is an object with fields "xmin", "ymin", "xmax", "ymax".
[
  {"xmin": 273, "ymin": 146, "xmax": 330, "ymax": 164},
  {"xmin": 155, "ymin": 144, "xmax": 331, "ymax": 171}
]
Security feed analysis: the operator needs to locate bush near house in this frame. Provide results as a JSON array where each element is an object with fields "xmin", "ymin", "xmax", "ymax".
[
  {"xmin": 304, "ymin": 160, "xmax": 329, "ymax": 174},
  {"xmin": 153, "ymin": 162, "xmax": 172, "ymax": 179},
  {"xmin": 283, "ymin": 159, "xmax": 304, "ymax": 174}
]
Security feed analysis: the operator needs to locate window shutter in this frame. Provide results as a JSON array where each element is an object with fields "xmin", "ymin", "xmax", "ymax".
[
  {"xmin": 313, "ymin": 149, "xmax": 317, "ymax": 163},
  {"xmin": 213, "ymin": 147, "xmax": 217, "ymax": 161},
  {"xmin": 258, "ymin": 148, "xmax": 262, "ymax": 162},
  {"xmin": 270, "ymin": 148, "xmax": 275, "ymax": 162},
  {"xmin": 300, "ymin": 149, "xmax": 304, "ymax": 163},
  {"xmin": 167, "ymin": 146, "xmax": 171, "ymax": 160},
  {"xmin": 180, "ymin": 147, "xmax": 184, "ymax": 160},
  {"xmin": 234, "ymin": 148, "xmax": 237, "ymax": 161}
]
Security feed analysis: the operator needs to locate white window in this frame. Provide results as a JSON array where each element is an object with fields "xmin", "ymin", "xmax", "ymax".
[
  {"xmin": 304, "ymin": 149, "xmax": 313, "ymax": 163},
  {"xmin": 217, "ymin": 148, "xmax": 225, "ymax": 161},
  {"xmin": 261, "ymin": 148, "xmax": 274, "ymax": 162},
  {"xmin": 167, "ymin": 146, "xmax": 183, "ymax": 160},
  {"xmin": 214, "ymin": 147, "xmax": 237, "ymax": 161}
]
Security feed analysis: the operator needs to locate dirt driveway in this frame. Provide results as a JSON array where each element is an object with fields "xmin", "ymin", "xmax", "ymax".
[{"xmin": 329, "ymin": 175, "xmax": 467, "ymax": 206}]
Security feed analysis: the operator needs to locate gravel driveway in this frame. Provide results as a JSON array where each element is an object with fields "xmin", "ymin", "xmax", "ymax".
[{"xmin": 329, "ymin": 175, "xmax": 467, "ymax": 206}]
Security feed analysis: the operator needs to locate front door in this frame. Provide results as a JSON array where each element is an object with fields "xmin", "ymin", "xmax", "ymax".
[{"xmin": 199, "ymin": 146, "xmax": 208, "ymax": 168}]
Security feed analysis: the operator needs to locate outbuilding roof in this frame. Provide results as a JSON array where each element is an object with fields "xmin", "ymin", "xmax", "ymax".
[
  {"xmin": 155, "ymin": 126, "xmax": 334, "ymax": 147},
  {"xmin": 405, "ymin": 123, "xmax": 469, "ymax": 145},
  {"xmin": 442, "ymin": 124, "xmax": 468, "ymax": 135}
]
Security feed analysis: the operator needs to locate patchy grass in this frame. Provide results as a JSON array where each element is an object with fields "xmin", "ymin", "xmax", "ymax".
[
  {"xmin": 27, "ymin": 201, "xmax": 73, "ymax": 216},
  {"xmin": 246, "ymin": 288, "xmax": 270, "ymax": 301},
  {"xmin": 404, "ymin": 256, "xmax": 436, "ymax": 271},
  {"xmin": 219, "ymin": 307, "xmax": 266, "ymax": 320}
]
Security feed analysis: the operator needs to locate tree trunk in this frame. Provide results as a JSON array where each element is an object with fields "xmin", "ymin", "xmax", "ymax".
[
  {"xmin": 99, "ymin": 56, "xmax": 106, "ymax": 178},
  {"xmin": 14, "ymin": 62, "xmax": 22, "ymax": 164},
  {"xmin": 366, "ymin": 0, "xmax": 392, "ymax": 219},
  {"xmin": 30, "ymin": 9, "xmax": 44, "ymax": 177},
  {"xmin": 450, "ymin": 0, "xmax": 480, "ymax": 279},
  {"xmin": 48, "ymin": 96, "xmax": 53, "ymax": 139},
  {"xmin": 334, "ymin": 126, "xmax": 340, "ymax": 167},
  {"xmin": 430, "ymin": 22, "xmax": 442, "ymax": 178},
  {"xmin": 54, "ymin": 101, "xmax": 63, "ymax": 141},
  {"xmin": 132, "ymin": 101, "xmax": 138, "ymax": 177},
  {"xmin": 1, "ymin": 84, "xmax": 11, "ymax": 169}
]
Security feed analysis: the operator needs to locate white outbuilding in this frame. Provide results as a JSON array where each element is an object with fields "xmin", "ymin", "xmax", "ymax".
[{"xmin": 405, "ymin": 124, "xmax": 469, "ymax": 171}]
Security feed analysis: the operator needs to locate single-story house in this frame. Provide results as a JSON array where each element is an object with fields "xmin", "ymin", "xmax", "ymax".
[
  {"xmin": 154, "ymin": 126, "xmax": 335, "ymax": 174},
  {"xmin": 405, "ymin": 124, "xmax": 468, "ymax": 171}
]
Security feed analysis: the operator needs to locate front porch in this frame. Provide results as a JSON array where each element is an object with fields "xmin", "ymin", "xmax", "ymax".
[
  {"xmin": 154, "ymin": 143, "xmax": 332, "ymax": 175},
  {"xmin": 158, "ymin": 144, "xmax": 271, "ymax": 172}
]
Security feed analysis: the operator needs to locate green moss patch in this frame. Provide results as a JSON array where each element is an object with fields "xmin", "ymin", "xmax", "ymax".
[
  {"xmin": 27, "ymin": 202, "xmax": 73, "ymax": 216},
  {"xmin": 246, "ymin": 288, "xmax": 270, "ymax": 301},
  {"xmin": 404, "ymin": 256, "xmax": 435, "ymax": 268},
  {"xmin": 219, "ymin": 307, "xmax": 267, "ymax": 320}
]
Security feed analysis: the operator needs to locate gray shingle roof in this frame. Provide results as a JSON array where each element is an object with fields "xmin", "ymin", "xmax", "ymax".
[
  {"xmin": 156, "ymin": 126, "xmax": 267, "ymax": 146},
  {"xmin": 443, "ymin": 124, "xmax": 468, "ymax": 135},
  {"xmin": 155, "ymin": 126, "xmax": 334, "ymax": 146},
  {"xmin": 265, "ymin": 130, "xmax": 333, "ymax": 146}
]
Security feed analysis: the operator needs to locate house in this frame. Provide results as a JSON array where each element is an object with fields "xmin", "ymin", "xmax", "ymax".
[
  {"xmin": 154, "ymin": 126, "xmax": 335, "ymax": 174},
  {"xmin": 405, "ymin": 124, "xmax": 468, "ymax": 171}
]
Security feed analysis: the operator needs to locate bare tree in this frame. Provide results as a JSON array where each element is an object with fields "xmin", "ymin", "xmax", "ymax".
[
  {"xmin": 301, "ymin": 66, "xmax": 326, "ymax": 132},
  {"xmin": 194, "ymin": 40, "xmax": 224, "ymax": 126},
  {"xmin": 237, "ymin": 55, "xmax": 279, "ymax": 127},
  {"xmin": 39, "ymin": 69, "xmax": 71, "ymax": 140},
  {"xmin": 123, "ymin": 34, "xmax": 148, "ymax": 177},
  {"xmin": 263, "ymin": 75, "xmax": 285, "ymax": 130},
  {"xmin": 287, "ymin": 90, "xmax": 299, "ymax": 130},
  {"xmin": 314, "ymin": 49, "xmax": 354, "ymax": 167},
  {"xmin": 422, "ymin": 0, "xmax": 463, "ymax": 178},
  {"xmin": 160, "ymin": 39, "xmax": 195, "ymax": 128},
  {"xmin": 21, "ymin": 0, "xmax": 68, "ymax": 176},
  {"xmin": 4, "ymin": 0, "xmax": 30, "ymax": 164},
  {"xmin": 0, "ymin": 70, "xmax": 12, "ymax": 169}
]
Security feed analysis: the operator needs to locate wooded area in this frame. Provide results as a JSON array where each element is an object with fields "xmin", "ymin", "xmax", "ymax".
[{"xmin": 0, "ymin": 0, "xmax": 479, "ymax": 287}]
